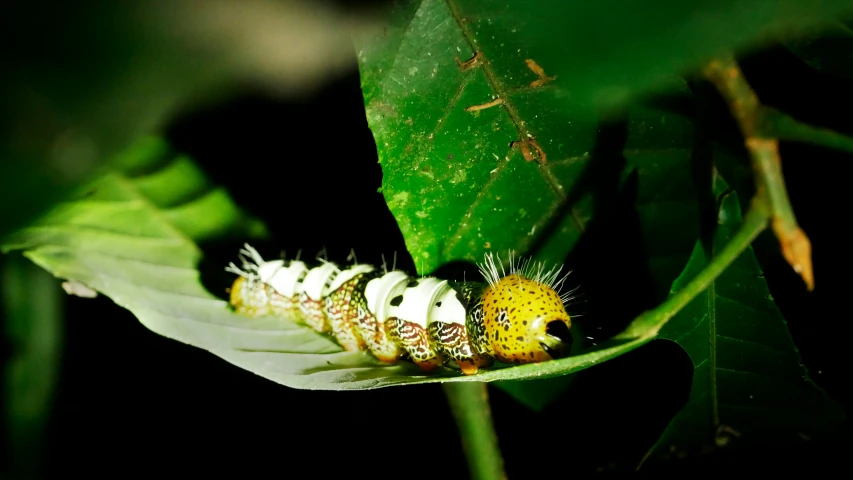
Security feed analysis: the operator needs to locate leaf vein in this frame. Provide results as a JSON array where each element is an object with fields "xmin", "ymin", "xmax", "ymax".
[
  {"xmin": 715, "ymin": 334, "xmax": 788, "ymax": 355},
  {"xmin": 19, "ymin": 224, "xmax": 181, "ymax": 242}
]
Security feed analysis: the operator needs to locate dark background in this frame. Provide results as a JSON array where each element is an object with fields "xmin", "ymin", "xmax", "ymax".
[{"xmin": 3, "ymin": 2, "xmax": 853, "ymax": 477}]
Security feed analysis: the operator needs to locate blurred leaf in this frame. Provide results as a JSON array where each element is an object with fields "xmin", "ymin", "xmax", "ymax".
[
  {"xmin": 1, "ymin": 137, "xmax": 323, "ymax": 355},
  {"xmin": 783, "ymin": 17, "xmax": 853, "ymax": 79},
  {"xmin": 353, "ymin": 0, "xmax": 853, "ymax": 405},
  {"xmin": 510, "ymin": 0, "xmax": 852, "ymax": 109},
  {"xmin": 2, "ymin": 255, "xmax": 62, "ymax": 479},
  {"xmin": 0, "ymin": 0, "xmax": 381, "ymax": 240},
  {"xmin": 643, "ymin": 173, "xmax": 843, "ymax": 465}
]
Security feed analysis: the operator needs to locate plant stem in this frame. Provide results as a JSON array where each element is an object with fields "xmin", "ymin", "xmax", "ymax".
[
  {"xmin": 703, "ymin": 56, "xmax": 814, "ymax": 290},
  {"xmin": 442, "ymin": 382, "xmax": 506, "ymax": 480},
  {"xmin": 3, "ymin": 255, "xmax": 63, "ymax": 479},
  {"xmin": 759, "ymin": 107, "xmax": 853, "ymax": 155},
  {"xmin": 621, "ymin": 199, "xmax": 770, "ymax": 338}
]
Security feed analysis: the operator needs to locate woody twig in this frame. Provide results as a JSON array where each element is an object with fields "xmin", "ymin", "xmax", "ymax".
[{"xmin": 704, "ymin": 56, "xmax": 814, "ymax": 290}]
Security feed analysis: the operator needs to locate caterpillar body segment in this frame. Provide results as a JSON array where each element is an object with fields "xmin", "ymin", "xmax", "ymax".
[{"xmin": 226, "ymin": 244, "xmax": 574, "ymax": 375}]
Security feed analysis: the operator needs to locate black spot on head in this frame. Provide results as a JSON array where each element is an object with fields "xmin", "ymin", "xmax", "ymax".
[
  {"xmin": 547, "ymin": 320, "xmax": 572, "ymax": 344},
  {"xmin": 390, "ymin": 295, "xmax": 404, "ymax": 307},
  {"xmin": 407, "ymin": 279, "xmax": 420, "ymax": 288},
  {"xmin": 435, "ymin": 301, "xmax": 442, "ymax": 307}
]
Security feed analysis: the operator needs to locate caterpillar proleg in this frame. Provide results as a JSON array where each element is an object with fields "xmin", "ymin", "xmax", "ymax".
[{"xmin": 226, "ymin": 244, "xmax": 575, "ymax": 375}]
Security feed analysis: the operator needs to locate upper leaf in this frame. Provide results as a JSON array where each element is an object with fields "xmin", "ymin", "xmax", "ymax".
[
  {"xmin": 356, "ymin": 0, "xmax": 703, "ymax": 288},
  {"xmin": 784, "ymin": 18, "xmax": 853, "ymax": 80}
]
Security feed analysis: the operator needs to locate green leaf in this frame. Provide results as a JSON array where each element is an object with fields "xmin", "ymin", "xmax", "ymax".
[
  {"xmin": 353, "ymin": 0, "xmax": 852, "ymax": 402},
  {"xmin": 0, "ymin": 137, "xmax": 337, "ymax": 357},
  {"xmin": 783, "ymin": 18, "xmax": 853, "ymax": 79},
  {"xmin": 11, "ymin": 0, "xmax": 849, "ymax": 394},
  {"xmin": 643, "ymin": 173, "xmax": 843, "ymax": 464},
  {"xmin": 1, "ymin": 137, "xmax": 666, "ymax": 390},
  {"xmin": 356, "ymin": 0, "xmax": 705, "ymax": 283}
]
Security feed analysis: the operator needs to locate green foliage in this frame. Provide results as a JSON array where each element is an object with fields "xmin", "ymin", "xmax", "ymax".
[
  {"xmin": 645, "ymin": 174, "xmax": 843, "ymax": 463},
  {"xmin": 0, "ymin": 138, "xmax": 655, "ymax": 389},
  {"xmin": 356, "ymin": 0, "xmax": 703, "ymax": 280},
  {"xmin": 0, "ymin": 0, "xmax": 374, "ymax": 241},
  {"xmin": 784, "ymin": 17, "xmax": 853, "ymax": 79},
  {"xmin": 2, "ymin": 0, "xmax": 852, "ymax": 473},
  {"xmin": 1, "ymin": 138, "xmax": 328, "ymax": 357},
  {"xmin": 354, "ymin": 0, "xmax": 851, "ymax": 274},
  {"xmin": 2, "ymin": 256, "xmax": 62, "ymax": 479}
]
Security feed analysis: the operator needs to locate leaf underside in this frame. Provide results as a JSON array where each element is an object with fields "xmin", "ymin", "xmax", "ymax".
[{"xmin": 1, "ymin": 137, "xmax": 656, "ymax": 390}]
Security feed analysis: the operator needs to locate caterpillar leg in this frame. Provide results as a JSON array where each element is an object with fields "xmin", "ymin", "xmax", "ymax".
[
  {"xmin": 360, "ymin": 270, "xmax": 406, "ymax": 363},
  {"xmin": 324, "ymin": 295, "xmax": 365, "ymax": 352},
  {"xmin": 355, "ymin": 310, "xmax": 403, "ymax": 363},
  {"xmin": 323, "ymin": 270, "xmax": 391, "ymax": 353},
  {"xmin": 298, "ymin": 262, "xmax": 340, "ymax": 333},
  {"xmin": 299, "ymin": 294, "xmax": 332, "ymax": 333},
  {"xmin": 428, "ymin": 322, "xmax": 492, "ymax": 375},
  {"xmin": 386, "ymin": 317, "xmax": 442, "ymax": 372},
  {"xmin": 269, "ymin": 292, "xmax": 307, "ymax": 325}
]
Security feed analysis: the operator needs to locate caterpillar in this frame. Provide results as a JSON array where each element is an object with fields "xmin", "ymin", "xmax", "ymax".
[{"xmin": 225, "ymin": 244, "xmax": 575, "ymax": 375}]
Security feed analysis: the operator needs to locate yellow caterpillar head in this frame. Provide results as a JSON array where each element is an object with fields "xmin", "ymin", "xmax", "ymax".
[
  {"xmin": 478, "ymin": 254, "xmax": 573, "ymax": 364},
  {"xmin": 224, "ymin": 244, "xmax": 273, "ymax": 316},
  {"xmin": 229, "ymin": 275, "xmax": 246, "ymax": 307}
]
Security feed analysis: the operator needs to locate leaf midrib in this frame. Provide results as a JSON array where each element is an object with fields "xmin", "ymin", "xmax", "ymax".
[
  {"xmin": 708, "ymin": 271, "xmax": 720, "ymax": 430},
  {"xmin": 112, "ymin": 173, "xmax": 204, "ymax": 253},
  {"xmin": 441, "ymin": 0, "xmax": 587, "ymax": 255}
]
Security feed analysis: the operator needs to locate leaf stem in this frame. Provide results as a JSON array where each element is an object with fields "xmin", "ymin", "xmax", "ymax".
[
  {"xmin": 3, "ymin": 254, "xmax": 63, "ymax": 479},
  {"xmin": 703, "ymin": 56, "xmax": 814, "ymax": 290},
  {"xmin": 759, "ymin": 107, "xmax": 853, "ymax": 155},
  {"xmin": 442, "ymin": 382, "xmax": 506, "ymax": 480},
  {"xmin": 621, "ymin": 199, "xmax": 770, "ymax": 338}
]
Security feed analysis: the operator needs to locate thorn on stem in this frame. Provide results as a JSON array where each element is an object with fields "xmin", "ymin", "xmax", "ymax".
[
  {"xmin": 465, "ymin": 97, "xmax": 504, "ymax": 112},
  {"xmin": 510, "ymin": 137, "xmax": 547, "ymax": 163},
  {"xmin": 772, "ymin": 218, "xmax": 814, "ymax": 291},
  {"xmin": 525, "ymin": 59, "xmax": 556, "ymax": 87},
  {"xmin": 456, "ymin": 51, "xmax": 482, "ymax": 71}
]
